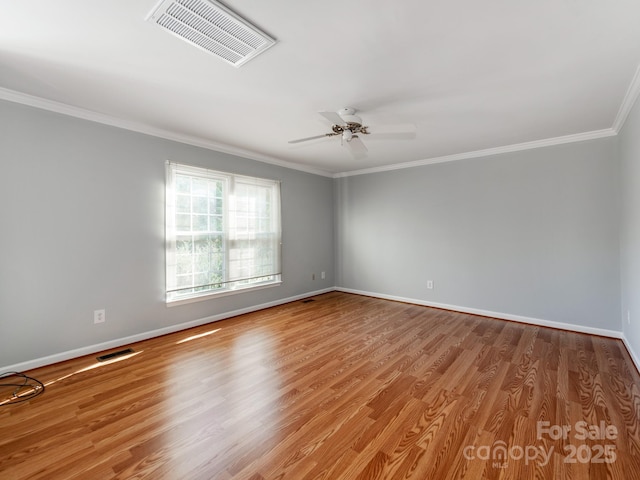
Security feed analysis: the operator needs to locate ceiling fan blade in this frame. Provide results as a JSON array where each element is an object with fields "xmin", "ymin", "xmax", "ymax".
[
  {"xmin": 319, "ymin": 111, "xmax": 345, "ymax": 125},
  {"xmin": 369, "ymin": 123, "xmax": 416, "ymax": 140},
  {"xmin": 288, "ymin": 133, "xmax": 334, "ymax": 144},
  {"xmin": 346, "ymin": 135, "xmax": 368, "ymax": 159}
]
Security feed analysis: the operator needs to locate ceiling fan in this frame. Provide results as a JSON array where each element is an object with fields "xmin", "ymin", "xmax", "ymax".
[{"xmin": 288, "ymin": 107, "xmax": 416, "ymax": 159}]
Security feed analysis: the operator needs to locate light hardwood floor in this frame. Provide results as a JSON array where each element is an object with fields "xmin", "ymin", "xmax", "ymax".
[{"xmin": 1, "ymin": 292, "xmax": 639, "ymax": 479}]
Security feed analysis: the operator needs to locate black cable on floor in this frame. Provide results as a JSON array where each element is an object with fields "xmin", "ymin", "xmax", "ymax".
[{"xmin": 0, "ymin": 371, "xmax": 45, "ymax": 405}]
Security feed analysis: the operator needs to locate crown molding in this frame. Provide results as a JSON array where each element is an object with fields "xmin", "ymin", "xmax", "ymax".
[
  {"xmin": 612, "ymin": 64, "xmax": 640, "ymax": 134},
  {"xmin": 333, "ymin": 128, "xmax": 617, "ymax": 178},
  {"xmin": 3, "ymin": 68, "xmax": 638, "ymax": 181},
  {"xmin": 336, "ymin": 61, "xmax": 640, "ymax": 178},
  {"xmin": 0, "ymin": 87, "xmax": 334, "ymax": 178}
]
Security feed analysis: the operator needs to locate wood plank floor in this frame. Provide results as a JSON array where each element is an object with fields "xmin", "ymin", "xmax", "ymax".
[{"xmin": 1, "ymin": 292, "xmax": 639, "ymax": 479}]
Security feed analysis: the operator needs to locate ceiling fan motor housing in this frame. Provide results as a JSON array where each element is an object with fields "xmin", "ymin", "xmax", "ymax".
[
  {"xmin": 340, "ymin": 116, "xmax": 361, "ymax": 127},
  {"xmin": 335, "ymin": 107, "xmax": 361, "ymax": 125}
]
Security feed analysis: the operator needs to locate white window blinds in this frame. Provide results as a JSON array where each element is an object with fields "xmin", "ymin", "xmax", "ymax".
[{"xmin": 166, "ymin": 162, "xmax": 281, "ymax": 303}]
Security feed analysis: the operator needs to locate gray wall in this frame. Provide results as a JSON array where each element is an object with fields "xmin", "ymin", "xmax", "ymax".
[
  {"xmin": 336, "ymin": 138, "xmax": 621, "ymax": 330},
  {"xmin": 619, "ymin": 94, "xmax": 640, "ymax": 364},
  {"xmin": 0, "ymin": 100, "xmax": 334, "ymax": 368},
  {"xmin": 2, "ymin": 95, "xmax": 637, "ymax": 370}
]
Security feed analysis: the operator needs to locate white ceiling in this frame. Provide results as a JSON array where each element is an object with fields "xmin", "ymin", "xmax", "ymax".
[{"xmin": 1, "ymin": 0, "xmax": 640, "ymax": 176}]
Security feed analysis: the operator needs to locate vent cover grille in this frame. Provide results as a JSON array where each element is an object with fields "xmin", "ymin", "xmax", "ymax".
[
  {"xmin": 147, "ymin": 0, "xmax": 275, "ymax": 67},
  {"xmin": 97, "ymin": 348, "xmax": 135, "ymax": 362}
]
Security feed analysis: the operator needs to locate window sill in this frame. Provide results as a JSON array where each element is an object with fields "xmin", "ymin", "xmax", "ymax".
[{"xmin": 166, "ymin": 281, "xmax": 282, "ymax": 307}]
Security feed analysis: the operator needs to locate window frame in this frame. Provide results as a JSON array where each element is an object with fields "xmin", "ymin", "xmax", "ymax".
[{"xmin": 165, "ymin": 162, "xmax": 282, "ymax": 305}]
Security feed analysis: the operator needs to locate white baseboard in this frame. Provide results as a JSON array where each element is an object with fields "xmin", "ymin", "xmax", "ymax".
[
  {"xmin": 1, "ymin": 288, "xmax": 334, "ymax": 373},
  {"xmin": 335, "ymin": 289, "xmax": 640, "ymax": 373},
  {"xmin": 342, "ymin": 288, "xmax": 640, "ymax": 374},
  {"xmin": 621, "ymin": 333, "xmax": 640, "ymax": 374},
  {"xmin": 335, "ymin": 287, "xmax": 623, "ymax": 339},
  {"xmin": 7, "ymin": 287, "xmax": 636, "ymax": 375}
]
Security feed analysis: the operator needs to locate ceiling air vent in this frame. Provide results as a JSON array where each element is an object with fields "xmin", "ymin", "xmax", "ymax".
[{"xmin": 146, "ymin": 0, "xmax": 275, "ymax": 67}]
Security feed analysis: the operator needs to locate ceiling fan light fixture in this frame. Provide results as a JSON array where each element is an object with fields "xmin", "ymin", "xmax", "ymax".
[{"xmin": 342, "ymin": 129, "xmax": 353, "ymax": 142}]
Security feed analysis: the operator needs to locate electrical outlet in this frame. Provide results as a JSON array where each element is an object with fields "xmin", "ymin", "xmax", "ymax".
[
  {"xmin": 312, "ymin": 273, "xmax": 316, "ymax": 281},
  {"xmin": 321, "ymin": 271, "xmax": 326, "ymax": 280},
  {"xmin": 628, "ymin": 310, "xmax": 631, "ymax": 325},
  {"xmin": 94, "ymin": 309, "xmax": 106, "ymax": 324},
  {"xmin": 427, "ymin": 280, "xmax": 434, "ymax": 290}
]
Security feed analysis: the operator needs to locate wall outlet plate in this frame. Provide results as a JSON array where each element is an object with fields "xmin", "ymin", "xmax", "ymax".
[{"xmin": 94, "ymin": 309, "xmax": 106, "ymax": 324}]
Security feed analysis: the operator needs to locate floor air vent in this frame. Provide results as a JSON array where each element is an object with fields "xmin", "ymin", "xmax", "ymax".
[
  {"xmin": 146, "ymin": 0, "xmax": 276, "ymax": 67},
  {"xmin": 97, "ymin": 348, "xmax": 135, "ymax": 362},
  {"xmin": 301, "ymin": 299, "xmax": 315, "ymax": 304}
]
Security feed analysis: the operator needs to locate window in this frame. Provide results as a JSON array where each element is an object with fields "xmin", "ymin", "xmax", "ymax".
[{"xmin": 166, "ymin": 162, "xmax": 281, "ymax": 303}]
